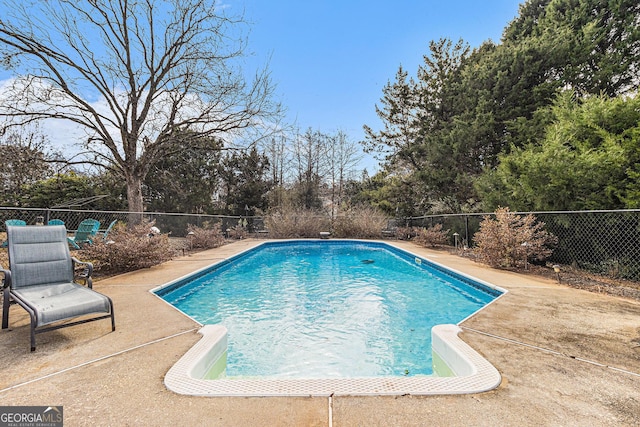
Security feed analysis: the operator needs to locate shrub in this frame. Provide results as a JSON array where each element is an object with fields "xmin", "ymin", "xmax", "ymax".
[
  {"xmin": 332, "ymin": 206, "xmax": 388, "ymax": 238},
  {"xmin": 227, "ymin": 225, "xmax": 248, "ymax": 239},
  {"xmin": 186, "ymin": 222, "xmax": 226, "ymax": 249},
  {"xmin": 264, "ymin": 208, "xmax": 331, "ymax": 238},
  {"xmin": 79, "ymin": 220, "xmax": 173, "ymax": 274},
  {"xmin": 414, "ymin": 223, "xmax": 450, "ymax": 247},
  {"xmin": 473, "ymin": 207, "xmax": 557, "ymax": 269},
  {"xmin": 0, "ymin": 233, "xmax": 6, "ymax": 267},
  {"xmin": 395, "ymin": 226, "xmax": 418, "ymax": 240}
]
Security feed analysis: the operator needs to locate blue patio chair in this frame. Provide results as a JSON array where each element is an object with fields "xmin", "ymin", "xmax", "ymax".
[
  {"xmin": 87, "ymin": 218, "xmax": 101, "ymax": 234},
  {"xmin": 1, "ymin": 220, "xmax": 26, "ymax": 248},
  {"xmin": 1, "ymin": 225, "xmax": 115, "ymax": 351},
  {"xmin": 47, "ymin": 219, "xmax": 65, "ymax": 226},
  {"xmin": 67, "ymin": 219, "xmax": 101, "ymax": 249},
  {"xmin": 101, "ymin": 220, "xmax": 118, "ymax": 240}
]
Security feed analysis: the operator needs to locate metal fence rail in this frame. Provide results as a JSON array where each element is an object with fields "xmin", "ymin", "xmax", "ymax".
[
  {"xmin": 2, "ymin": 207, "xmax": 639, "ymax": 281},
  {"xmin": 0, "ymin": 207, "xmax": 260, "ymax": 238}
]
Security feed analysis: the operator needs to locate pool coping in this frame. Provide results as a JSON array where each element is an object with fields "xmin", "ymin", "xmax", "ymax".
[
  {"xmin": 164, "ymin": 324, "xmax": 502, "ymax": 397},
  {"xmin": 153, "ymin": 239, "xmax": 507, "ymax": 397}
]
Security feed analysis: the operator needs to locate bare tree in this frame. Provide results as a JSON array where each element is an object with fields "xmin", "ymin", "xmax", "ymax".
[
  {"xmin": 0, "ymin": 124, "xmax": 54, "ymax": 205},
  {"xmin": 262, "ymin": 135, "xmax": 289, "ymax": 208},
  {"xmin": 0, "ymin": 0, "xmax": 281, "ymax": 213},
  {"xmin": 264, "ymin": 136, "xmax": 286, "ymax": 188},
  {"xmin": 327, "ymin": 130, "xmax": 363, "ymax": 217},
  {"xmin": 291, "ymin": 128, "xmax": 329, "ymax": 210}
]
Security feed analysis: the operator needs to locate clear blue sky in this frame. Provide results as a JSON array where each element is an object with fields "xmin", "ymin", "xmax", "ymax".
[{"xmin": 233, "ymin": 0, "xmax": 523, "ymax": 170}]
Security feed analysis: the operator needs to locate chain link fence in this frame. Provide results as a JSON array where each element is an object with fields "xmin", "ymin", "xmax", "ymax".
[
  {"xmin": 404, "ymin": 209, "xmax": 640, "ymax": 281},
  {"xmin": 2, "ymin": 207, "xmax": 640, "ymax": 281},
  {"xmin": 0, "ymin": 207, "xmax": 262, "ymax": 238}
]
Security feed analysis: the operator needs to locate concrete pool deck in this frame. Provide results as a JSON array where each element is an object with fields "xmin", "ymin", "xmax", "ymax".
[{"xmin": 0, "ymin": 239, "xmax": 639, "ymax": 426}]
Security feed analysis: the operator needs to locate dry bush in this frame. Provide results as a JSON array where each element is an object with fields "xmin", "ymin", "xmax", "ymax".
[
  {"xmin": 227, "ymin": 224, "xmax": 248, "ymax": 239},
  {"xmin": 187, "ymin": 222, "xmax": 225, "ymax": 249},
  {"xmin": 264, "ymin": 208, "xmax": 331, "ymax": 238},
  {"xmin": 79, "ymin": 220, "xmax": 173, "ymax": 274},
  {"xmin": 0, "ymin": 233, "xmax": 7, "ymax": 268},
  {"xmin": 473, "ymin": 207, "xmax": 557, "ymax": 269},
  {"xmin": 332, "ymin": 206, "xmax": 388, "ymax": 238},
  {"xmin": 395, "ymin": 226, "xmax": 419, "ymax": 240},
  {"xmin": 414, "ymin": 223, "xmax": 450, "ymax": 247}
]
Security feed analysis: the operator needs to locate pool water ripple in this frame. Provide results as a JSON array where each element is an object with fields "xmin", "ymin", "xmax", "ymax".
[{"xmin": 158, "ymin": 241, "xmax": 500, "ymax": 379}]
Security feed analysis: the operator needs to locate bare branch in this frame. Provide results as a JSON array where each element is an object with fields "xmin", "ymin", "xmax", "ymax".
[{"xmin": 0, "ymin": 0, "xmax": 282, "ymax": 212}]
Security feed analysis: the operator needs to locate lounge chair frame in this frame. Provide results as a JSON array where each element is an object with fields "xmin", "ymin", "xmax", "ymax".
[{"xmin": 1, "ymin": 225, "xmax": 115, "ymax": 351}]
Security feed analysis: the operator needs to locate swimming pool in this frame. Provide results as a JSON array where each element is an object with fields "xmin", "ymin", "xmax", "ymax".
[{"xmin": 154, "ymin": 240, "xmax": 504, "ymax": 388}]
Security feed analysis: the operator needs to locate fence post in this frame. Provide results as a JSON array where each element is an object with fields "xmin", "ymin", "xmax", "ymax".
[{"xmin": 465, "ymin": 215, "xmax": 469, "ymax": 249}]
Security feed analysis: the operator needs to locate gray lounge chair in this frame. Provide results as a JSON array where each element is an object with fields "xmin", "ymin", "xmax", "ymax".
[{"xmin": 1, "ymin": 225, "xmax": 115, "ymax": 351}]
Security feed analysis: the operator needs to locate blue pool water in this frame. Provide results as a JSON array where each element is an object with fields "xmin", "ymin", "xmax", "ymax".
[{"xmin": 156, "ymin": 241, "xmax": 501, "ymax": 379}]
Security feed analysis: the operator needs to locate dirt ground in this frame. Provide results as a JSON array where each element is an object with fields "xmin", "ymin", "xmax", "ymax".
[{"xmin": 522, "ymin": 263, "xmax": 640, "ymax": 301}]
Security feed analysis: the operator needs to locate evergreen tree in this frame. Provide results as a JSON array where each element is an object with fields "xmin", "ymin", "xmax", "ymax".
[
  {"xmin": 20, "ymin": 172, "xmax": 96, "ymax": 208},
  {"xmin": 218, "ymin": 147, "xmax": 271, "ymax": 215},
  {"xmin": 476, "ymin": 92, "xmax": 640, "ymax": 211},
  {"xmin": 364, "ymin": 0, "xmax": 640, "ymax": 212},
  {"xmin": 144, "ymin": 133, "xmax": 222, "ymax": 213}
]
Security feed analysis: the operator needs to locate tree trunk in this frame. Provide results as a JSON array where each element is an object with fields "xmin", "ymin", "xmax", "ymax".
[{"xmin": 126, "ymin": 174, "xmax": 144, "ymax": 224}]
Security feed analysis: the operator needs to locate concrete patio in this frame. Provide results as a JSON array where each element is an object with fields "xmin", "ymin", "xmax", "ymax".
[{"xmin": 1, "ymin": 239, "xmax": 639, "ymax": 426}]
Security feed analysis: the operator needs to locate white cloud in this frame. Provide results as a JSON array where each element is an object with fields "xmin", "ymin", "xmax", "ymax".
[{"xmin": 0, "ymin": 77, "xmax": 99, "ymax": 156}]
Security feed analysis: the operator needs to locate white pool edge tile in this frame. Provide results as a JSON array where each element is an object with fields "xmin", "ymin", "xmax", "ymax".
[{"xmin": 164, "ymin": 324, "xmax": 502, "ymax": 397}]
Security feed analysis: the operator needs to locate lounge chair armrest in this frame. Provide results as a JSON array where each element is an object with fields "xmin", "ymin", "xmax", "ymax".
[
  {"xmin": 72, "ymin": 257, "xmax": 94, "ymax": 288},
  {"xmin": 0, "ymin": 267, "xmax": 11, "ymax": 289}
]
